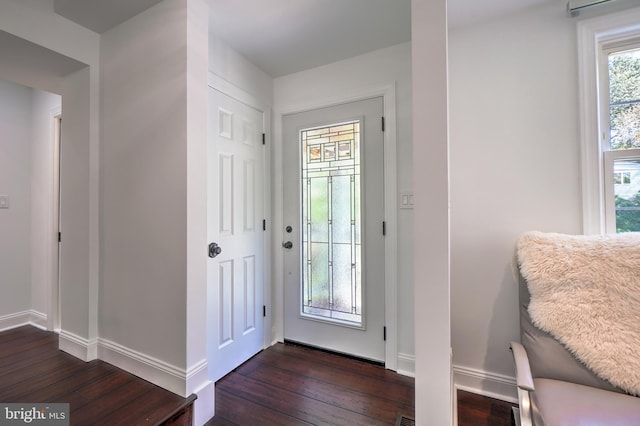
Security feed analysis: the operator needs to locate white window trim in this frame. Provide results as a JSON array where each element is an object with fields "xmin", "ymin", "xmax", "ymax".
[{"xmin": 578, "ymin": 7, "xmax": 640, "ymax": 234}]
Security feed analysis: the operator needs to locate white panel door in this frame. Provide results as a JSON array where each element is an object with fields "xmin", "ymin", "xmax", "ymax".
[
  {"xmin": 282, "ymin": 97, "xmax": 385, "ymax": 362},
  {"xmin": 207, "ymin": 87, "xmax": 265, "ymax": 382}
]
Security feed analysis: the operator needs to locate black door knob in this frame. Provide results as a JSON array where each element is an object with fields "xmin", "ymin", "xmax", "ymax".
[{"xmin": 208, "ymin": 242, "xmax": 222, "ymax": 258}]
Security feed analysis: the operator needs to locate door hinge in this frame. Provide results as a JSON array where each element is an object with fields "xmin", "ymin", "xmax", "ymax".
[
  {"xmin": 381, "ymin": 116, "xmax": 385, "ymax": 132},
  {"xmin": 263, "ymin": 219, "xmax": 266, "ymax": 231},
  {"xmin": 382, "ymin": 221, "xmax": 386, "ymax": 236},
  {"xmin": 263, "ymin": 305, "xmax": 266, "ymax": 317},
  {"xmin": 58, "ymin": 232, "xmax": 61, "ymax": 243},
  {"xmin": 262, "ymin": 133, "xmax": 266, "ymax": 145},
  {"xmin": 383, "ymin": 326, "xmax": 387, "ymax": 341}
]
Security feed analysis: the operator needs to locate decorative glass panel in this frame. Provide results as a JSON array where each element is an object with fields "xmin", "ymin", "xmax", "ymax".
[{"xmin": 301, "ymin": 121, "xmax": 362, "ymax": 326}]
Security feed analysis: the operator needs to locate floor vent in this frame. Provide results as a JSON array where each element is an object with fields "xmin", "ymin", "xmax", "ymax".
[{"xmin": 395, "ymin": 414, "xmax": 415, "ymax": 426}]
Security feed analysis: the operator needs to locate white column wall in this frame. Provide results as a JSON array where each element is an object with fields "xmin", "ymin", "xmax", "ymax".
[
  {"xmin": 100, "ymin": 0, "xmax": 190, "ymax": 369},
  {"xmin": 412, "ymin": 0, "xmax": 451, "ymax": 424}
]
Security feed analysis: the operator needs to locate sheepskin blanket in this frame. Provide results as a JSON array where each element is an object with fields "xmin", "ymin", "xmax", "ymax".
[{"xmin": 517, "ymin": 231, "xmax": 640, "ymax": 395}]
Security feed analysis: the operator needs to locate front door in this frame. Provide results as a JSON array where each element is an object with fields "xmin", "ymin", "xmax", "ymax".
[
  {"xmin": 282, "ymin": 97, "xmax": 385, "ymax": 362},
  {"xmin": 207, "ymin": 87, "xmax": 265, "ymax": 382}
]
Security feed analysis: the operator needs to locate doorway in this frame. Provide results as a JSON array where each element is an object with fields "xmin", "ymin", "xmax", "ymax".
[
  {"xmin": 282, "ymin": 97, "xmax": 386, "ymax": 362},
  {"xmin": 50, "ymin": 113, "xmax": 62, "ymax": 332}
]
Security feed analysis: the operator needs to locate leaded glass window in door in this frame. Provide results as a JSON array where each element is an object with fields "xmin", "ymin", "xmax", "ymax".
[{"xmin": 301, "ymin": 121, "xmax": 362, "ymax": 326}]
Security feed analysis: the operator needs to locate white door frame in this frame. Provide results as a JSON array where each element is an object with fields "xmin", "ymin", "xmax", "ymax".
[
  {"xmin": 273, "ymin": 84, "xmax": 398, "ymax": 370},
  {"xmin": 207, "ymin": 72, "xmax": 273, "ymax": 350},
  {"xmin": 48, "ymin": 107, "xmax": 62, "ymax": 333}
]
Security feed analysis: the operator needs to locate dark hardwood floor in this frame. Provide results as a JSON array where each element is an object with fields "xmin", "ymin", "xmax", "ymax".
[
  {"xmin": 0, "ymin": 325, "xmax": 194, "ymax": 426},
  {"xmin": 206, "ymin": 342, "xmax": 516, "ymax": 426},
  {"xmin": 1, "ymin": 325, "xmax": 516, "ymax": 425},
  {"xmin": 206, "ymin": 342, "xmax": 414, "ymax": 425},
  {"xmin": 457, "ymin": 390, "xmax": 516, "ymax": 426}
]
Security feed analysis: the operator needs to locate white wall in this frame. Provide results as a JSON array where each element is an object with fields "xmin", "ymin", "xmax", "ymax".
[
  {"xmin": 0, "ymin": 80, "xmax": 33, "ymax": 322},
  {"xmin": 448, "ymin": 1, "xmax": 582, "ymax": 400},
  {"xmin": 273, "ymin": 42, "xmax": 414, "ymax": 368}
]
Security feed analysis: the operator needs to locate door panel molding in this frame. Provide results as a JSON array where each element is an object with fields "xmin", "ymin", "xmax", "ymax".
[
  {"xmin": 274, "ymin": 83, "xmax": 398, "ymax": 370},
  {"xmin": 207, "ymin": 71, "xmax": 273, "ymax": 360}
]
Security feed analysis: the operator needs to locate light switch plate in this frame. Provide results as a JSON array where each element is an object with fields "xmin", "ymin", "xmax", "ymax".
[
  {"xmin": 399, "ymin": 191, "xmax": 414, "ymax": 209},
  {"xmin": 0, "ymin": 195, "xmax": 9, "ymax": 209}
]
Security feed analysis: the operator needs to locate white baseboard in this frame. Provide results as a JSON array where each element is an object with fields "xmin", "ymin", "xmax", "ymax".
[
  {"xmin": 396, "ymin": 352, "xmax": 415, "ymax": 377},
  {"xmin": 99, "ymin": 338, "xmax": 189, "ymax": 396},
  {"xmin": 453, "ymin": 364, "xmax": 518, "ymax": 403},
  {"xmin": 0, "ymin": 310, "xmax": 47, "ymax": 332},
  {"xmin": 192, "ymin": 379, "xmax": 215, "ymax": 426},
  {"xmin": 57, "ymin": 330, "xmax": 212, "ymax": 402},
  {"xmin": 29, "ymin": 311, "xmax": 48, "ymax": 330},
  {"xmin": 59, "ymin": 329, "xmax": 98, "ymax": 361}
]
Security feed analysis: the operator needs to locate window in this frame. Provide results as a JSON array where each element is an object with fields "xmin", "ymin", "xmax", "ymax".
[
  {"xmin": 603, "ymin": 45, "xmax": 640, "ymax": 233},
  {"xmin": 578, "ymin": 8, "xmax": 640, "ymax": 234},
  {"xmin": 300, "ymin": 121, "xmax": 363, "ymax": 326}
]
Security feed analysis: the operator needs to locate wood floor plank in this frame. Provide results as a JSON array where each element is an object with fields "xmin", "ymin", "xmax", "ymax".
[
  {"xmin": 457, "ymin": 390, "xmax": 516, "ymax": 426},
  {"xmin": 242, "ymin": 361, "xmax": 413, "ymax": 423},
  {"xmin": 70, "ymin": 376, "xmax": 160, "ymax": 425},
  {"xmin": 1, "ymin": 325, "xmax": 515, "ymax": 425},
  {"xmin": 0, "ymin": 326, "xmax": 194, "ymax": 426},
  {"xmin": 274, "ymin": 343, "xmax": 414, "ymax": 386},
  {"xmin": 218, "ymin": 372, "xmax": 388, "ymax": 426},
  {"xmin": 246, "ymin": 346, "xmax": 414, "ymax": 405},
  {"xmin": 208, "ymin": 390, "xmax": 314, "ymax": 426}
]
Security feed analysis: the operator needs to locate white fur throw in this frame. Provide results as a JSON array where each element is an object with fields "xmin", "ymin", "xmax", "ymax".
[{"xmin": 517, "ymin": 231, "xmax": 640, "ymax": 396}]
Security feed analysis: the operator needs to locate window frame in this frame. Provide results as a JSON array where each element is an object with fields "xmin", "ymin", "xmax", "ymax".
[{"xmin": 578, "ymin": 7, "xmax": 640, "ymax": 234}]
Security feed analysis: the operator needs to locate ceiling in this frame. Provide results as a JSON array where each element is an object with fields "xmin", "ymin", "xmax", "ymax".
[{"xmin": 53, "ymin": 0, "xmax": 553, "ymax": 77}]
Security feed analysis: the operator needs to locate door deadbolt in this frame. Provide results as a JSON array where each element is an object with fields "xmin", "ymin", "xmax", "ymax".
[
  {"xmin": 208, "ymin": 242, "xmax": 222, "ymax": 258},
  {"xmin": 286, "ymin": 225, "xmax": 293, "ymax": 233},
  {"xmin": 282, "ymin": 241, "xmax": 293, "ymax": 249}
]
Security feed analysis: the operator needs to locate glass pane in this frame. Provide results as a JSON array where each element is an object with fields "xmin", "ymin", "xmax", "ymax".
[
  {"xmin": 310, "ymin": 178, "xmax": 328, "ymax": 243},
  {"xmin": 332, "ymin": 243, "xmax": 352, "ymax": 314},
  {"xmin": 614, "ymin": 158, "xmax": 640, "ymax": 233},
  {"xmin": 332, "ymin": 175, "xmax": 351, "ymax": 244},
  {"xmin": 308, "ymin": 242, "xmax": 329, "ymax": 310},
  {"xmin": 301, "ymin": 121, "xmax": 362, "ymax": 326},
  {"xmin": 609, "ymin": 48, "xmax": 640, "ymax": 150}
]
